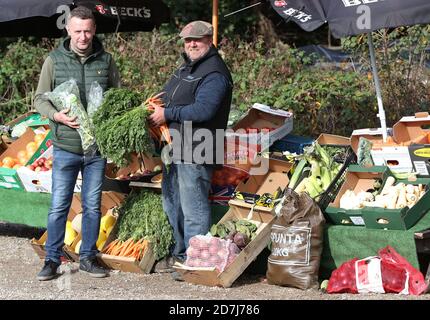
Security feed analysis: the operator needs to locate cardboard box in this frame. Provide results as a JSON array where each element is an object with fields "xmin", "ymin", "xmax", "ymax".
[
  {"xmin": 326, "ymin": 164, "xmax": 430, "ymax": 230},
  {"xmin": 222, "ymin": 141, "xmax": 259, "ymax": 172},
  {"xmin": 392, "ymin": 113, "xmax": 430, "ymax": 176},
  {"xmin": 5, "ymin": 111, "xmax": 40, "ymax": 128},
  {"xmin": 370, "ymin": 146, "xmax": 414, "ymax": 173},
  {"xmin": 350, "ymin": 128, "xmax": 413, "ymax": 173},
  {"xmin": 0, "ymin": 127, "xmax": 52, "ymax": 190},
  {"xmin": 103, "ymin": 152, "xmax": 162, "ymax": 193},
  {"xmin": 70, "ymin": 191, "xmax": 126, "ymax": 217},
  {"xmin": 325, "ymin": 165, "xmax": 387, "ymax": 226},
  {"xmin": 228, "ymin": 158, "xmax": 292, "ymax": 212},
  {"xmin": 26, "ymin": 129, "xmax": 52, "ymax": 166},
  {"xmin": 62, "ymin": 193, "xmax": 126, "ymax": 262},
  {"xmin": 350, "ymin": 128, "xmax": 389, "ymax": 154},
  {"xmin": 361, "ymin": 176, "xmax": 430, "ymax": 230},
  {"xmin": 408, "ymin": 145, "xmax": 430, "ymax": 176},
  {"xmin": 29, "ymin": 231, "xmax": 48, "ymax": 260},
  {"xmin": 226, "ymin": 103, "xmax": 293, "ymax": 148},
  {"xmin": 63, "ymin": 233, "xmax": 82, "ymax": 262},
  {"xmin": 17, "ymin": 147, "xmax": 81, "ymax": 193},
  {"xmin": 173, "ymin": 204, "xmax": 275, "ymax": 287},
  {"xmin": 392, "ymin": 112, "xmax": 430, "ymax": 144},
  {"xmin": 350, "ymin": 114, "xmax": 430, "ymax": 175},
  {"xmin": 317, "ymin": 133, "xmax": 350, "ymax": 146},
  {"xmin": 96, "ymin": 222, "xmax": 156, "ymax": 274},
  {"xmin": 0, "ymin": 167, "xmax": 24, "ymax": 190},
  {"xmin": 31, "ymin": 192, "xmax": 125, "ymax": 261},
  {"xmin": 29, "ymin": 198, "xmax": 81, "ymax": 260},
  {"xmin": 0, "ymin": 135, "xmax": 11, "ymax": 155}
]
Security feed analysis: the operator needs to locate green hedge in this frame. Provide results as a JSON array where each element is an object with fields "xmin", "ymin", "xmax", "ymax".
[{"xmin": 1, "ymin": 31, "xmax": 429, "ymax": 138}]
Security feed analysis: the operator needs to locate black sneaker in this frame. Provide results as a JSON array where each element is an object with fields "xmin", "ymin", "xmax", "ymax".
[
  {"xmin": 79, "ymin": 257, "xmax": 108, "ymax": 278},
  {"xmin": 171, "ymin": 271, "xmax": 184, "ymax": 282},
  {"xmin": 153, "ymin": 256, "xmax": 175, "ymax": 273},
  {"xmin": 37, "ymin": 260, "xmax": 60, "ymax": 281}
]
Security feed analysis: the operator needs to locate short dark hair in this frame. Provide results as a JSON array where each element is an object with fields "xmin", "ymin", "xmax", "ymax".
[{"xmin": 69, "ymin": 6, "xmax": 95, "ymax": 22}]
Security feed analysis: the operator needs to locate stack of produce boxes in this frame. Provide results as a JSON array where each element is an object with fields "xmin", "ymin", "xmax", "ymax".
[
  {"xmin": 62, "ymin": 191, "xmax": 126, "ymax": 261},
  {"xmin": 30, "ymin": 191, "xmax": 126, "ymax": 261},
  {"xmin": 0, "ymin": 127, "xmax": 52, "ymax": 190},
  {"xmin": 174, "ymin": 158, "xmax": 292, "ymax": 287}
]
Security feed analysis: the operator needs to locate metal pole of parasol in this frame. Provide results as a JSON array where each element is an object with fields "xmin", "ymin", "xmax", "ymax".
[
  {"xmin": 367, "ymin": 32, "xmax": 388, "ymax": 142},
  {"xmin": 212, "ymin": 0, "xmax": 218, "ymax": 47}
]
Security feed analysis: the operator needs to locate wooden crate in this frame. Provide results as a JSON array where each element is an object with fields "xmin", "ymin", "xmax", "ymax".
[
  {"xmin": 96, "ymin": 223, "xmax": 156, "ymax": 274},
  {"xmin": 63, "ymin": 233, "xmax": 81, "ymax": 262},
  {"xmin": 173, "ymin": 204, "xmax": 275, "ymax": 287},
  {"xmin": 97, "ymin": 245, "xmax": 156, "ymax": 274},
  {"xmin": 30, "ymin": 231, "xmax": 48, "ymax": 260},
  {"xmin": 29, "ymin": 197, "xmax": 80, "ymax": 260},
  {"xmin": 30, "ymin": 192, "xmax": 124, "ymax": 261}
]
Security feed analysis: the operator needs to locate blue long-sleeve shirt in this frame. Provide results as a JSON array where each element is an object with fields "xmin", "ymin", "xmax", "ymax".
[{"xmin": 164, "ymin": 72, "xmax": 230, "ymax": 124}]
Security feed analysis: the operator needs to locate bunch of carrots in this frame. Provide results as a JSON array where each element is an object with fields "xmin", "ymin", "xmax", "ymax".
[
  {"xmin": 102, "ymin": 238, "xmax": 149, "ymax": 260},
  {"xmin": 144, "ymin": 93, "xmax": 172, "ymax": 145}
]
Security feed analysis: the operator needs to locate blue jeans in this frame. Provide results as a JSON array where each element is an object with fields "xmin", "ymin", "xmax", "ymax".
[
  {"xmin": 162, "ymin": 163, "xmax": 213, "ymax": 261},
  {"xmin": 45, "ymin": 146, "xmax": 106, "ymax": 263}
]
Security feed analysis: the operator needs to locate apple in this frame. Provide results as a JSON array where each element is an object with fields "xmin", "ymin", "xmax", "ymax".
[
  {"xmin": 40, "ymin": 166, "xmax": 50, "ymax": 172},
  {"xmin": 37, "ymin": 157, "xmax": 46, "ymax": 167},
  {"xmin": 45, "ymin": 159, "xmax": 53, "ymax": 168}
]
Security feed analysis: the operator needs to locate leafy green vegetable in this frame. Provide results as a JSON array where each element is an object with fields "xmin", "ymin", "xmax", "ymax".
[
  {"xmin": 116, "ymin": 189, "xmax": 173, "ymax": 260},
  {"xmin": 92, "ymin": 88, "xmax": 154, "ymax": 167},
  {"xmin": 92, "ymin": 88, "xmax": 145, "ymax": 123},
  {"xmin": 44, "ymin": 80, "xmax": 97, "ymax": 154}
]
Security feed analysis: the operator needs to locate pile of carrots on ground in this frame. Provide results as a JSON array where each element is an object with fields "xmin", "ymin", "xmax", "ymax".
[
  {"xmin": 102, "ymin": 238, "xmax": 149, "ymax": 260},
  {"xmin": 144, "ymin": 93, "xmax": 172, "ymax": 144}
]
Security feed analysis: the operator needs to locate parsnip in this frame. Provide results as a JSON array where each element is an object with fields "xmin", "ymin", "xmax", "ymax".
[
  {"xmin": 357, "ymin": 191, "xmax": 374, "ymax": 203},
  {"xmin": 395, "ymin": 182, "xmax": 406, "ymax": 190},
  {"xmin": 386, "ymin": 189, "xmax": 399, "ymax": 209},
  {"xmin": 340, "ymin": 190, "xmax": 360, "ymax": 210},
  {"xmin": 395, "ymin": 187, "xmax": 407, "ymax": 209},
  {"xmin": 381, "ymin": 176, "xmax": 396, "ymax": 195},
  {"xmin": 375, "ymin": 194, "xmax": 388, "ymax": 208},
  {"xmin": 405, "ymin": 184, "xmax": 415, "ymax": 194},
  {"xmin": 405, "ymin": 193, "xmax": 417, "ymax": 203}
]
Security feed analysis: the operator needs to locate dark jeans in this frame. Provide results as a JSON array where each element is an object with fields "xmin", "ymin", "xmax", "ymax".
[
  {"xmin": 45, "ymin": 146, "xmax": 106, "ymax": 263},
  {"xmin": 162, "ymin": 163, "xmax": 213, "ymax": 261}
]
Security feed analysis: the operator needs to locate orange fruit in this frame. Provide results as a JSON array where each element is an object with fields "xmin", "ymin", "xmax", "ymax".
[
  {"xmin": 34, "ymin": 133, "xmax": 45, "ymax": 145},
  {"xmin": 2, "ymin": 156, "xmax": 15, "ymax": 167},
  {"xmin": 17, "ymin": 150, "xmax": 27, "ymax": 159},
  {"xmin": 18, "ymin": 156, "xmax": 28, "ymax": 165},
  {"xmin": 26, "ymin": 142, "xmax": 38, "ymax": 155},
  {"xmin": 13, "ymin": 164, "xmax": 22, "ymax": 169}
]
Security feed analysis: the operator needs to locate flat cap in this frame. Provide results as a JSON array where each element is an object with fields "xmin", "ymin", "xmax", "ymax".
[{"xmin": 179, "ymin": 21, "xmax": 213, "ymax": 39}]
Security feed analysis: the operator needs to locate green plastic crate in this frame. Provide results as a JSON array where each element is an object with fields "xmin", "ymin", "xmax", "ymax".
[
  {"xmin": 324, "ymin": 165, "xmax": 387, "ymax": 226},
  {"xmin": 362, "ymin": 175, "xmax": 430, "ymax": 230}
]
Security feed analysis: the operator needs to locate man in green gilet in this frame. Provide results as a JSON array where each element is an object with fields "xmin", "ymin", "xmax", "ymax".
[{"xmin": 34, "ymin": 6, "xmax": 120, "ymax": 281}]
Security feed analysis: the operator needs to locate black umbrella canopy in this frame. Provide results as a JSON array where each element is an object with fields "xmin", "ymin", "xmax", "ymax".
[
  {"xmin": 0, "ymin": 0, "xmax": 170, "ymax": 38},
  {"xmin": 75, "ymin": 0, "xmax": 170, "ymax": 34},
  {"xmin": 0, "ymin": 0, "xmax": 72, "ymax": 37},
  {"xmin": 270, "ymin": 0, "xmax": 430, "ymax": 38}
]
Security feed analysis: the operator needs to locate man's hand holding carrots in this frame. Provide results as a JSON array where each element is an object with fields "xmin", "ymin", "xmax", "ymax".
[{"xmin": 149, "ymin": 104, "xmax": 166, "ymax": 127}]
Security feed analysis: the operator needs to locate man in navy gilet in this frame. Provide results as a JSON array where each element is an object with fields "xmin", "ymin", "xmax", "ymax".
[{"xmin": 150, "ymin": 21, "xmax": 233, "ymax": 280}]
